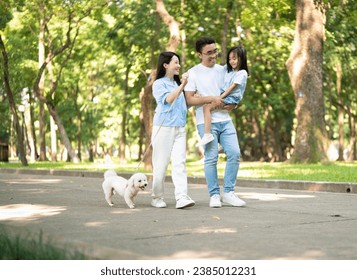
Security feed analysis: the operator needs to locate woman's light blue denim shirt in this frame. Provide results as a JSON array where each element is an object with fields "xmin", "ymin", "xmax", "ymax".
[{"xmin": 152, "ymin": 77, "xmax": 187, "ymax": 127}]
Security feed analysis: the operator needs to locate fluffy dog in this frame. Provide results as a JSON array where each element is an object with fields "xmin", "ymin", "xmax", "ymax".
[{"xmin": 102, "ymin": 170, "xmax": 148, "ymax": 209}]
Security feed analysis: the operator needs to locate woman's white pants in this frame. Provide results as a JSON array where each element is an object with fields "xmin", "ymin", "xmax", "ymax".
[{"xmin": 151, "ymin": 126, "xmax": 188, "ymax": 200}]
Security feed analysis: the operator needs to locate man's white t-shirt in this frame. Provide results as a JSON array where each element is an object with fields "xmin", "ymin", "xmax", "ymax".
[{"xmin": 185, "ymin": 63, "xmax": 231, "ymax": 125}]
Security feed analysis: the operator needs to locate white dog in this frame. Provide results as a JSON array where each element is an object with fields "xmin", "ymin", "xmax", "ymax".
[{"xmin": 102, "ymin": 170, "xmax": 148, "ymax": 209}]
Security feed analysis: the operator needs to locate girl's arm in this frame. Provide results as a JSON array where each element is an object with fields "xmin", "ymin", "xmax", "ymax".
[{"xmin": 220, "ymin": 83, "xmax": 237, "ymax": 99}]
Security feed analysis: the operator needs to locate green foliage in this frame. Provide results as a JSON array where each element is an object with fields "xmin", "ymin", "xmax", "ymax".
[
  {"xmin": 0, "ymin": 101, "xmax": 10, "ymax": 137},
  {"xmin": 0, "ymin": 0, "xmax": 356, "ymax": 163},
  {"xmin": 323, "ymin": 1, "xmax": 357, "ymax": 142},
  {"xmin": 0, "ymin": 228, "xmax": 88, "ymax": 260},
  {"xmin": 0, "ymin": 3, "xmax": 13, "ymax": 30}
]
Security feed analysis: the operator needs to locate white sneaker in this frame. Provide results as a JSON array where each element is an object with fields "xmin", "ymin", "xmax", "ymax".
[
  {"xmin": 222, "ymin": 191, "xmax": 246, "ymax": 207},
  {"xmin": 209, "ymin": 194, "xmax": 222, "ymax": 208},
  {"xmin": 176, "ymin": 195, "xmax": 195, "ymax": 209},
  {"xmin": 151, "ymin": 198, "xmax": 167, "ymax": 208},
  {"xmin": 196, "ymin": 133, "xmax": 214, "ymax": 147}
]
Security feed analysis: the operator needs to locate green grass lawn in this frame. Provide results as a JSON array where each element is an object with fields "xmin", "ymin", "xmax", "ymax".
[{"xmin": 1, "ymin": 157, "xmax": 356, "ymax": 183}]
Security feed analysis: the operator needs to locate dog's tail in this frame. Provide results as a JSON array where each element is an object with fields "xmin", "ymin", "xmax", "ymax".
[{"xmin": 104, "ymin": 170, "xmax": 117, "ymax": 179}]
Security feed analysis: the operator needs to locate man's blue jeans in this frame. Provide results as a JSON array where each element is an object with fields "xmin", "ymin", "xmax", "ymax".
[{"xmin": 197, "ymin": 120, "xmax": 240, "ymax": 197}]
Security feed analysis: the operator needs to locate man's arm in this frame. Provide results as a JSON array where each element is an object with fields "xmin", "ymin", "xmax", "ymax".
[
  {"xmin": 185, "ymin": 91, "xmax": 236, "ymax": 111},
  {"xmin": 185, "ymin": 91, "xmax": 223, "ymax": 108}
]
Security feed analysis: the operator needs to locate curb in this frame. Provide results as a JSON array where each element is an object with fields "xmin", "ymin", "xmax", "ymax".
[{"xmin": 0, "ymin": 168, "xmax": 356, "ymax": 194}]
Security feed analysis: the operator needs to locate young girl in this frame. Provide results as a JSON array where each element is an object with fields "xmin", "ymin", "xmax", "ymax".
[
  {"xmin": 196, "ymin": 45, "xmax": 249, "ymax": 146},
  {"xmin": 151, "ymin": 51, "xmax": 195, "ymax": 209}
]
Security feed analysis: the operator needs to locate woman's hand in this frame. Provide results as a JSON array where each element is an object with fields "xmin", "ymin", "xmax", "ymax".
[{"xmin": 181, "ymin": 72, "xmax": 189, "ymax": 86}]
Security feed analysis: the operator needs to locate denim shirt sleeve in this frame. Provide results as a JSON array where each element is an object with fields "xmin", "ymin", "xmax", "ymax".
[
  {"xmin": 153, "ymin": 79, "xmax": 170, "ymax": 107},
  {"xmin": 234, "ymin": 70, "xmax": 247, "ymax": 86}
]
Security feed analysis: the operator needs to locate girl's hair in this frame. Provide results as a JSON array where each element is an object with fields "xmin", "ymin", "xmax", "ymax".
[
  {"xmin": 155, "ymin": 52, "xmax": 181, "ymax": 85},
  {"xmin": 227, "ymin": 45, "xmax": 249, "ymax": 75}
]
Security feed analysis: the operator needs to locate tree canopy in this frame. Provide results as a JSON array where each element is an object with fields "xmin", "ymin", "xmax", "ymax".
[{"xmin": 0, "ymin": 0, "xmax": 356, "ymax": 165}]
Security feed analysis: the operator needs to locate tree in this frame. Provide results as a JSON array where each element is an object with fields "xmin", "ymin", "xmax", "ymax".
[
  {"xmin": 0, "ymin": 37, "xmax": 28, "ymax": 166},
  {"xmin": 0, "ymin": 4, "xmax": 28, "ymax": 166},
  {"xmin": 324, "ymin": 0, "xmax": 357, "ymax": 161},
  {"xmin": 0, "ymin": 3, "xmax": 28, "ymax": 166},
  {"xmin": 31, "ymin": 1, "xmax": 106, "ymax": 163},
  {"xmin": 156, "ymin": 0, "xmax": 180, "ymax": 52},
  {"xmin": 1, "ymin": 0, "xmax": 355, "ymax": 165},
  {"xmin": 33, "ymin": 6, "xmax": 82, "ymax": 163},
  {"xmin": 286, "ymin": 0, "xmax": 328, "ymax": 162}
]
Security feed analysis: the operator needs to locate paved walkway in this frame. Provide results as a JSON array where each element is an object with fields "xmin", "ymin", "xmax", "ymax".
[{"xmin": 0, "ymin": 170, "xmax": 356, "ymax": 260}]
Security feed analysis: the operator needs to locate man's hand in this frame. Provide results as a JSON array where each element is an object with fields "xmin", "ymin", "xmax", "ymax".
[{"xmin": 210, "ymin": 96, "xmax": 224, "ymax": 110}]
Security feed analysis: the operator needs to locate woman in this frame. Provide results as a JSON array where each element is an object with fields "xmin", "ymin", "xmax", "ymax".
[{"xmin": 151, "ymin": 52, "xmax": 195, "ymax": 209}]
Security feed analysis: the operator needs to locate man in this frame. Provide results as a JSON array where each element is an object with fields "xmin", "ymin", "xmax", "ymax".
[{"xmin": 185, "ymin": 37, "xmax": 246, "ymax": 208}]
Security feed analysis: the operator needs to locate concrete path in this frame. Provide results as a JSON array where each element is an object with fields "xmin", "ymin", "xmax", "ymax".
[{"xmin": 0, "ymin": 171, "xmax": 356, "ymax": 260}]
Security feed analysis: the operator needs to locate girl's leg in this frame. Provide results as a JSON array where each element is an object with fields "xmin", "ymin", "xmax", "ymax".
[
  {"xmin": 203, "ymin": 104, "xmax": 213, "ymax": 134},
  {"xmin": 197, "ymin": 104, "xmax": 215, "ymax": 146}
]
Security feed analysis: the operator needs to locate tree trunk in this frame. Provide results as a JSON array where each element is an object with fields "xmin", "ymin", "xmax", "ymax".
[
  {"xmin": 50, "ymin": 116, "xmax": 57, "ymax": 161},
  {"xmin": 335, "ymin": 61, "xmax": 344, "ymax": 161},
  {"xmin": 346, "ymin": 106, "xmax": 356, "ymax": 161},
  {"xmin": 286, "ymin": 0, "xmax": 328, "ymax": 163},
  {"xmin": 29, "ymin": 90, "xmax": 39, "ymax": 160},
  {"xmin": 156, "ymin": 0, "xmax": 180, "ymax": 51},
  {"xmin": 139, "ymin": 72, "xmax": 155, "ymax": 169},
  {"xmin": 119, "ymin": 64, "xmax": 131, "ymax": 162},
  {"xmin": 180, "ymin": 0, "xmax": 186, "ymax": 72},
  {"xmin": 137, "ymin": 122, "xmax": 145, "ymax": 162},
  {"xmin": 0, "ymin": 35, "xmax": 28, "ymax": 166},
  {"xmin": 47, "ymin": 60, "xmax": 58, "ymax": 161},
  {"xmin": 38, "ymin": 11, "xmax": 47, "ymax": 161},
  {"xmin": 47, "ymin": 104, "xmax": 80, "ymax": 163},
  {"xmin": 252, "ymin": 112, "xmax": 263, "ymax": 161},
  {"xmin": 72, "ymin": 85, "xmax": 82, "ymax": 161},
  {"xmin": 220, "ymin": 0, "xmax": 233, "ymax": 64}
]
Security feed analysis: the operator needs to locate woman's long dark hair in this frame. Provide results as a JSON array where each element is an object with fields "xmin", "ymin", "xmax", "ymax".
[
  {"xmin": 155, "ymin": 52, "xmax": 181, "ymax": 85},
  {"xmin": 226, "ymin": 45, "xmax": 249, "ymax": 75}
]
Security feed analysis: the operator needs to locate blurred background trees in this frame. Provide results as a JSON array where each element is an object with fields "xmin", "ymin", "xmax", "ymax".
[{"xmin": 0, "ymin": 0, "xmax": 356, "ymax": 166}]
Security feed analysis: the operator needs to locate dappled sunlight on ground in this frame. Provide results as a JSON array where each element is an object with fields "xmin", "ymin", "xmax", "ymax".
[
  {"xmin": 84, "ymin": 221, "xmax": 109, "ymax": 227},
  {"xmin": 161, "ymin": 249, "xmax": 325, "ymax": 260},
  {"xmin": 0, "ymin": 204, "xmax": 66, "ymax": 221},
  {"xmin": 192, "ymin": 227, "xmax": 237, "ymax": 234},
  {"xmin": 160, "ymin": 250, "xmax": 226, "ymax": 260},
  {"xmin": 240, "ymin": 192, "xmax": 315, "ymax": 201},
  {"xmin": 110, "ymin": 208, "xmax": 144, "ymax": 214},
  {"xmin": 270, "ymin": 250, "xmax": 324, "ymax": 260}
]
